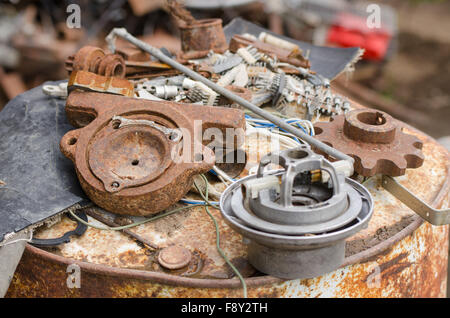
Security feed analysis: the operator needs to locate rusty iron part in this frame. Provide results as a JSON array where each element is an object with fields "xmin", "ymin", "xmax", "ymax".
[
  {"xmin": 68, "ymin": 46, "xmax": 105, "ymax": 73},
  {"xmin": 193, "ymin": 63, "xmax": 215, "ymax": 80},
  {"xmin": 101, "ymin": 41, "xmax": 175, "ymax": 78},
  {"xmin": 66, "ymin": 46, "xmax": 126, "ymax": 78},
  {"xmin": 125, "ymin": 61, "xmax": 172, "ymax": 75},
  {"xmin": 68, "ymin": 71, "xmax": 134, "ymax": 104},
  {"xmin": 178, "ymin": 18, "xmax": 228, "ymax": 56},
  {"xmin": 116, "ymin": 44, "xmax": 151, "ymax": 62},
  {"xmin": 177, "ymin": 50, "xmax": 210, "ymax": 62},
  {"xmin": 127, "ymin": 69, "xmax": 182, "ymax": 80},
  {"xmin": 115, "ymin": 45, "xmax": 174, "ymax": 77},
  {"xmin": 158, "ymin": 246, "xmax": 192, "ymax": 270},
  {"xmin": 314, "ymin": 109, "xmax": 425, "ymax": 177},
  {"xmin": 229, "ymin": 34, "xmax": 310, "ymax": 69},
  {"xmin": 97, "ymin": 54, "xmax": 126, "ymax": 78},
  {"xmin": 60, "ymin": 91, "xmax": 245, "ymax": 216}
]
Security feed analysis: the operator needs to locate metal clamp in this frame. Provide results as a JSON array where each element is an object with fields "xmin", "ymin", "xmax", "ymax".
[
  {"xmin": 30, "ymin": 210, "xmax": 88, "ymax": 247},
  {"xmin": 112, "ymin": 116, "xmax": 182, "ymax": 142},
  {"xmin": 382, "ymin": 175, "xmax": 450, "ymax": 226}
]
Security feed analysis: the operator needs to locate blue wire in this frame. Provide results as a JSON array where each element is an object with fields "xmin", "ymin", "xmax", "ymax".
[
  {"xmin": 209, "ymin": 169, "xmax": 236, "ymax": 182},
  {"xmin": 180, "ymin": 199, "xmax": 220, "ymax": 206},
  {"xmin": 245, "ymin": 114, "xmax": 312, "ymax": 136}
]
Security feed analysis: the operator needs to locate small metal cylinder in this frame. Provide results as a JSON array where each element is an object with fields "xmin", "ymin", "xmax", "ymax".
[{"xmin": 178, "ymin": 18, "xmax": 228, "ymax": 54}]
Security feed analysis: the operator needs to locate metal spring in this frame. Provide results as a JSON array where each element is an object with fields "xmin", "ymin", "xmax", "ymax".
[
  {"xmin": 253, "ymin": 72, "xmax": 274, "ymax": 90},
  {"xmin": 269, "ymin": 73, "xmax": 286, "ymax": 95},
  {"xmin": 186, "ymin": 85, "xmax": 219, "ymax": 106},
  {"xmin": 186, "ymin": 86, "xmax": 205, "ymax": 103}
]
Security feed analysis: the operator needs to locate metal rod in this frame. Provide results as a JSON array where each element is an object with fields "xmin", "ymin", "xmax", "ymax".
[
  {"xmin": 212, "ymin": 165, "xmax": 235, "ymax": 184},
  {"xmin": 85, "ymin": 208, "xmax": 159, "ymax": 249},
  {"xmin": 106, "ymin": 28, "xmax": 355, "ymax": 168}
]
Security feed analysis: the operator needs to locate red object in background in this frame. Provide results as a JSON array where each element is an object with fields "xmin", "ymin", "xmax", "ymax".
[{"xmin": 326, "ymin": 13, "xmax": 392, "ymax": 61}]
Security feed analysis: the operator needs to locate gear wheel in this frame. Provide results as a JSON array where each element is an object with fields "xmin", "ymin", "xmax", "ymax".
[{"xmin": 313, "ymin": 109, "xmax": 424, "ymax": 177}]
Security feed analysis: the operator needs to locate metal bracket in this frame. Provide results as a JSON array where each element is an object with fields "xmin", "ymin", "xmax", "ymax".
[
  {"xmin": 42, "ymin": 83, "xmax": 68, "ymax": 98},
  {"xmin": 112, "ymin": 116, "xmax": 182, "ymax": 142},
  {"xmin": 382, "ymin": 175, "xmax": 450, "ymax": 226},
  {"xmin": 30, "ymin": 210, "xmax": 88, "ymax": 247}
]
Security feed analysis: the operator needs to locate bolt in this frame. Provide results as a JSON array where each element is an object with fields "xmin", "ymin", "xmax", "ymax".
[{"xmin": 158, "ymin": 246, "xmax": 192, "ymax": 270}]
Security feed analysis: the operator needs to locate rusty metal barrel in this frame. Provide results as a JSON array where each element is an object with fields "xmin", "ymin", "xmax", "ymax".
[{"xmin": 5, "ymin": 99, "xmax": 449, "ymax": 298}]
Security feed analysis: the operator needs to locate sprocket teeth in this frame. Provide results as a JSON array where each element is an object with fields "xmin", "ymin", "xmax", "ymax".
[
  {"xmin": 311, "ymin": 110, "xmax": 426, "ymax": 177},
  {"xmin": 404, "ymin": 152, "xmax": 425, "ymax": 168}
]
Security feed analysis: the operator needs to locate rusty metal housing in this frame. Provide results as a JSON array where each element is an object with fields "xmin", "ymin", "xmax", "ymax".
[{"xmin": 61, "ymin": 90, "xmax": 245, "ymax": 216}]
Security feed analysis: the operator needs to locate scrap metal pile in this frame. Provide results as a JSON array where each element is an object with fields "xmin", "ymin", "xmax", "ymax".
[{"xmin": 11, "ymin": 1, "xmax": 445, "ymax": 298}]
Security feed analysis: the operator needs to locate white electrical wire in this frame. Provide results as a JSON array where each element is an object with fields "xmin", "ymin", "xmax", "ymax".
[{"xmin": 245, "ymin": 124, "xmax": 300, "ymax": 149}]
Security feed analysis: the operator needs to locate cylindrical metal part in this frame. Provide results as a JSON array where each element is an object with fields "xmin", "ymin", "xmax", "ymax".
[
  {"xmin": 248, "ymin": 240, "xmax": 346, "ymax": 280},
  {"xmin": 178, "ymin": 18, "xmax": 228, "ymax": 54}
]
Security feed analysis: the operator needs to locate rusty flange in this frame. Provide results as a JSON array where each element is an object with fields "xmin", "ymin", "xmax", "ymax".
[
  {"xmin": 60, "ymin": 91, "xmax": 245, "ymax": 216},
  {"xmin": 314, "ymin": 109, "xmax": 425, "ymax": 177}
]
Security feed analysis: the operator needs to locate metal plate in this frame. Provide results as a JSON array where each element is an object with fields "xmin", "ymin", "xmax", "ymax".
[
  {"xmin": 0, "ymin": 82, "xmax": 85, "ymax": 242},
  {"xmin": 223, "ymin": 18, "xmax": 362, "ymax": 80}
]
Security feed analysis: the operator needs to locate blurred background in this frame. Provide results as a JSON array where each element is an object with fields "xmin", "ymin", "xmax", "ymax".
[
  {"xmin": 0, "ymin": 0, "xmax": 448, "ymax": 142},
  {"xmin": 0, "ymin": 0, "xmax": 448, "ymax": 295}
]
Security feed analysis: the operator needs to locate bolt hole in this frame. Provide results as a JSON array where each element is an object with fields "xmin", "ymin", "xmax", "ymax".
[
  {"xmin": 357, "ymin": 112, "xmax": 386, "ymax": 126},
  {"xmin": 112, "ymin": 120, "xmax": 121, "ymax": 129},
  {"xmin": 68, "ymin": 137, "xmax": 77, "ymax": 145},
  {"xmin": 113, "ymin": 64, "xmax": 124, "ymax": 77},
  {"xmin": 169, "ymin": 132, "xmax": 179, "ymax": 141},
  {"xmin": 131, "ymin": 159, "xmax": 139, "ymax": 166},
  {"xmin": 111, "ymin": 182, "xmax": 120, "ymax": 188},
  {"xmin": 288, "ymin": 149, "xmax": 308, "ymax": 160}
]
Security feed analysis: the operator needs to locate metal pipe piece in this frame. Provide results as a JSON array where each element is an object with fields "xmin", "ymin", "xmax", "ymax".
[{"xmin": 106, "ymin": 28, "xmax": 354, "ymax": 169}]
